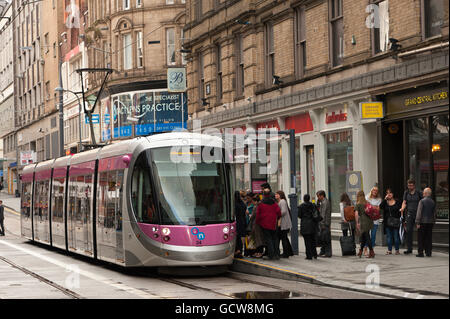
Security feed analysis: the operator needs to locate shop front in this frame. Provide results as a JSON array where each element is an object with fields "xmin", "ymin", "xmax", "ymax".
[{"xmin": 380, "ymin": 81, "xmax": 449, "ymax": 247}]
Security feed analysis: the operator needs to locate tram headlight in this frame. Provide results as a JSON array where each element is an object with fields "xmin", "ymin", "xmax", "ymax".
[
  {"xmin": 223, "ymin": 226, "xmax": 229, "ymax": 234},
  {"xmin": 162, "ymin": 228, "xmax": 171, "ymax": 236}
]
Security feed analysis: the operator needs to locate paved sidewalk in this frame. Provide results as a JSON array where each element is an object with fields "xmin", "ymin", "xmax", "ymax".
[
  {"xmin": 232, "ymin": 238, "xmax": 449, "ymax": 299},
  {"xmin": 0, "ymin": 191, "xmax": 21, "ymax": 213}
]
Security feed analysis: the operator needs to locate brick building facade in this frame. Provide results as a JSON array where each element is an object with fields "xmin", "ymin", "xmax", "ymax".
[{"xmin": 183, "ymin": 0, "xmax": 449, "ymax": 247}]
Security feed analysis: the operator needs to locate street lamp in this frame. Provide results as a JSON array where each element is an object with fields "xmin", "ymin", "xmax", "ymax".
[{"xmin": 55, "ymin": 87, "xmax": 83, "ymax": 153}]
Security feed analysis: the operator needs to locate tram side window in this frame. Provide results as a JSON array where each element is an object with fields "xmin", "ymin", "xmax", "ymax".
[
  {"xmin": 98, "ymin": 170, "xmax": 124, "ymax": 230},
  {"xmin": 131, "ymin": 152, "xmax": 158, "ymax": 224},
  {"xmin": 52, "ymin": 178, "xmax": 65, "ymax": 223},
  {"xmin": 21, "ymin": 182, "xmax": 32, "ymax": 218},
  {"xmin": 33, "ymin": 181, "xmax": 49, "ymax": 221},
  {"xmin": 69, "ymin": 175, "xmax": 93, "ymax": 225},
  {"xmin": 98, "ymin": 172, "xmax": 108, "ymax": 229}
]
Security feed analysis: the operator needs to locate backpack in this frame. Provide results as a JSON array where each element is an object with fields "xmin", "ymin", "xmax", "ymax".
[
  {"xmin": 344, "ymin": 206, "xmax": 355, "ymax": 221},
  {"xmin": 365, "ymin": 203, "xmax": 381, "ymax": 220}
]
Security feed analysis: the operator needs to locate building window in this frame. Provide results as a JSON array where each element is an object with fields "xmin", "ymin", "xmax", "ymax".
[
  {"xmin": 294, "ymin": 6, "xmax": 306, "ymax": 78},
  {"xmin": 216, "ymin": 43, "xmax": 222, "ymax": 103},
  {"xmin": 136, "ymin": 31, "xmax": 143, "ymax": 68},
  {"xmin": 423, "ymin": 0, "xmax": 444, "ymax": 38},
  {"xmin": 123, "ymin": 34, "xmax": 132, "ymax": 70},
  {"xmin": 181, "ymin": 29, "xmax": 187, "ymax": 65},
  {"xmin": 136, "ymin": 0, "xmax": 142, "ymax": 8},
  {"xmin": 264, "ymin": 22, "xmax": 274, "ymax": 87},
  {"xmin": 166, "ymin": 28, "xmax": 176, "ymax": 66},
  {"xmin": 329, "ymin": 0, "xmax": 344, "ymax": 67},
  {"xmin": 235, "ymin": 34, "xmax": 244, "ymax": 97},
  {"xmin": 123, "ymin": 0, "xmax": 130, "ymax": 10},
  {"xmin": 194, "ymin": 0, "xmax": 202, "ymax": 21},
  {"xmin": 198, "ymin": 52, "xmax": 204, "ymax": 107},
  {"xmin": 166, "ymin": 0, "xmax": 174, "ymax": 4},
  {"xmin": 371, "ymin": 0, "xmax": 389, "ymax": 54},
  {"xmin": 325, "ymin": 130, "xmax": 353, "ymax": 212}
]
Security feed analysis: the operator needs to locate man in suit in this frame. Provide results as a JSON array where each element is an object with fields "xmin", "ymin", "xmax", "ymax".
[
  {"xmin": 415, "ymin": 188, "xmax": 437, "ymax": 257},
  {"xmin": 316, "ymin": 190, "xmax": 332, "ymax": 257},
  {"xmin": 0, "ymin": 200, "xmax": 5, "ymax": 236}
]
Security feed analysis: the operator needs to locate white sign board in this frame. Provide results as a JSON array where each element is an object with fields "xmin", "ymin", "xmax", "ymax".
[{"xmin": 20, "ymin": 151, "xmax": 37, "ymax": 166}]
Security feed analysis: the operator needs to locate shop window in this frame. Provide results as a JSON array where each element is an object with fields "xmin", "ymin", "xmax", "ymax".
[
  {"xmin": 326, "ymin": 130, "xmax": 353, "ymax": 212},
  {"xmin": 408, "ymin": 118, "xmax": 431, "ymax": 191},
  {"xmin": 432, "ymin": 114, "xmax": 449, "ymax": 219}
]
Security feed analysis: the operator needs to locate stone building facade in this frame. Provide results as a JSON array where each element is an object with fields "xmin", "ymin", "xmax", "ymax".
[{"xmin": 183, "ymin": 0, "xmax": 449, "ymax": 246}]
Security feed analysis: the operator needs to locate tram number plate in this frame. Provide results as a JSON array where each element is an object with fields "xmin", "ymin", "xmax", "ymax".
[{"xmin": 196, "ymin": 240, "xmax": 203, "ymax": 246}]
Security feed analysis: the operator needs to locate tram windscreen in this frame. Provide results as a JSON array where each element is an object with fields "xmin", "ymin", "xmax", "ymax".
[{"xmin": 150, "ymin": 147, "xmax": 230, "ymax": 225}]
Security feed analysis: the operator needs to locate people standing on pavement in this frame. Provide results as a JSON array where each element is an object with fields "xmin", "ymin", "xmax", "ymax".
[
  {"xmin": 400, "ymin": 179, "xmax": 423, "ymax": 255},
  {"xmin": 355, "ymin": 191, "xmax": 375, "ymax": 258},
  {"xmin": 316, "ymin": 190, "xmax": 332, "ymax": 257},
  {"xmin": 249, "ymin": 194, "xmax": 266, "ymax": 258},
  {"xmin": 299, "ymin": 194, "xmax": 319, "ymax": 260},
  {"xmin": 380, "ymin": 189, "xmax": 402, "ymax": 255},
  {"xmin": 415, "ymin": 188, "xmax": 437, "ymax": 257},
  {"xmin": 275, "ymin": 191, "xmax": 294, "ymax": 258},
  {"xmin": 234, "ymin": 191, "xmax": 248, "ymax": 258},
  {"xmin": 365, "ymin": 186, "xmax": 382, "ymax": 255},
  {"xmin": 0, "ymin": 200, "xmax": 5, "ymax": 236},
  {"xmin": 339, "ymin": 193, "xmax": 355, "ymax": 242},
  {"xmin": 255, "ymin": 186, "xmax": 282, "ymax": 260}
]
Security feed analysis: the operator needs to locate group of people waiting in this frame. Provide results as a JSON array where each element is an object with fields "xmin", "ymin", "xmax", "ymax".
[
  {"xmin": 235, "ymin": 178, "xmax": 438, "ymax": 260},
  {"xmin": 234, "ymin": 183, "xmax": 294, "ymax": 260},
  {"xmin": 339, "ymin": 179, "xmax": 437, "ymax": 258}
]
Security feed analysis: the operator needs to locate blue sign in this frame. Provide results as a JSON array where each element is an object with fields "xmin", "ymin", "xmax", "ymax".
[
  {"xmin": 113, "ymin": 126, "xmax": 132, "ymax": 138},
  {"xmin": 85, "ymin": 114, "xmax": 100, "ymax": 124},
  {"xmin": 104, "ymin": 114, "xmax": 110, "ymax": 124}
]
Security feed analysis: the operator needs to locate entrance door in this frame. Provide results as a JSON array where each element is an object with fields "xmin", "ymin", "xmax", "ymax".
[{"xmin": 305, "ymin": 146, "xmax": 316, "ymax": 200}]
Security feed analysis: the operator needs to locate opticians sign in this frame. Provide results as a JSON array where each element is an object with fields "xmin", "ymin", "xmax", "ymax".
[{"xmin": 360, "ymin": 102, "xmax": 384, "ymax": 119}]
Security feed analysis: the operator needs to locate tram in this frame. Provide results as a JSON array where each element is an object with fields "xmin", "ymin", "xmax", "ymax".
[{"xmin": 20, "ymin": 132, "xmax": 236, "ymax": 267}]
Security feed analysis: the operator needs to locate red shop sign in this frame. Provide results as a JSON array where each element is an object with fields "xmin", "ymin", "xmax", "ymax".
[{"xmin": 326, "ymin": 111, "xmax": 347, "ymax": 124}]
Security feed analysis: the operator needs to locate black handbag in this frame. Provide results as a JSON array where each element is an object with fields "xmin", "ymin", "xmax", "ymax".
[{"xmin": 387, "ymin": 216, "xmax": 401, "ymax": 228}]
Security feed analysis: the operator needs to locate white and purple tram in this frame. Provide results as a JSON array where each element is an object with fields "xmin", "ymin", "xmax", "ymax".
[{"xmin": 20, "ymin": 133, "xmax": 236, "ymax": 267}]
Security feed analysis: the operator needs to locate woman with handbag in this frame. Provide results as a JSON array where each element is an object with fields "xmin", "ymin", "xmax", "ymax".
[
  {"xmin": 355, "ymin": 191, "xmax": 375, "ymax": 258},
  {"xmin": 275, "ymin": 191, "xmax": 294, "ymax": 258},
  {"xmin": 364, "ymin": 186, "xmax": 382, "ymax": 255},
  {"xmin": 380, "ymin": 188, "xmax": 402, "ymax": 255},
  {"xmin": 339, "ymin": 193, "xmax": 355, "ymax": 241}
]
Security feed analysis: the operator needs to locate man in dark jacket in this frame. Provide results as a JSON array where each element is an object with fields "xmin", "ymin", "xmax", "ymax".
[
  {"xmin": 0, "ymin": 200, "xmax": 5, "ymax": 236},
  {"xmin": 415, "ymin": 188, "xmax": 436, "ymax": 257},
  {"xmin": 299, "ymin": 194, "xmax": 319, "ymax": 260},
  {"xmin": 400, "ymin": 179, "xmax": 422, "ymax": 254},
  {"xmin": 256, "ymin": 187, "xmax": 281, "ymax": 260},
  {"xmin": 316, "ymin": 190, "xmax": 332, "ymax": 257}
]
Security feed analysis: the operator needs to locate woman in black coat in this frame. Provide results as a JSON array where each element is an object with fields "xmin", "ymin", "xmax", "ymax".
[
  {"xmin": 298, "ymin": 194, "xmax": 319, "ymax": 260},
  {"xmin": 234, "ymin": 191, "xmax": 248, "ymax": 258}
]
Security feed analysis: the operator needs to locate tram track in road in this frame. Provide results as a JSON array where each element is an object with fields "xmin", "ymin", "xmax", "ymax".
[{"xmin": 0, "ymin": 255, "xmax": 84, "ymax": 299}]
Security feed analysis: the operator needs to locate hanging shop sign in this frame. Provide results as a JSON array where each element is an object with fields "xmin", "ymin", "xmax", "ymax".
[{"xmin": 167, "ymin": 68, "xmax": 187, "ymax": 92}]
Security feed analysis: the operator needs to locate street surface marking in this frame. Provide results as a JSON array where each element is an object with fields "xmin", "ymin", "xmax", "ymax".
[
  {"xmin": 0, "ymin": 240, "xmax": 157, "ymax": 299},
  {"xmin": 4, "ymin": 207, "xmax": 20, "ymax": 216}
]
